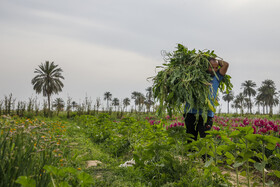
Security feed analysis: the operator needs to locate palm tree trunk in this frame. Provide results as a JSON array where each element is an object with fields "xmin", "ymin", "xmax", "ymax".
[
  {"xmin": 227, "ymin": 101, "xmax": 229, "ymax": 114},
  {"xmin": 106, "ymin": 100, "xmax": 109, "ymax": 112},
  {"xmin": 270, "ymin": 105, "xmax": 273, "ymax": 116},
  {"xmin": 48, "ymin": 94, "xmax": 51, "ymax": 117},
  {"xmin": 249, "ymin": 95, "xmax": 252, "ymax": 114}
]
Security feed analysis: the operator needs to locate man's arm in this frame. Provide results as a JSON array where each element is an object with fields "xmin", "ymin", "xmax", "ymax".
[{"xmin": 217, "ymin": 60, "xmax": 229, "ymax": 76}]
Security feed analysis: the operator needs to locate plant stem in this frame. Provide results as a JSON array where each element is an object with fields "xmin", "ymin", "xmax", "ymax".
[
  {"xmin": 245, "ymin": 140, "xmax": 250, "ymax": 187},
  {"xmin": 236, "ymin": 167, "xmax": 239, "ymax": 187},
  {"xmin": 262, "ymin": 142, "xmax": 265, "ymax": 187},
  {"xmin": 50, "ymin": 175, "xmax": 56, "ymax": 187}
]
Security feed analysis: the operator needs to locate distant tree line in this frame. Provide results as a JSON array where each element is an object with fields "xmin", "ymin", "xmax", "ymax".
[
  {"xmin": 1, "ymin": 61, "xmax": 279, "ymax": 118},
  {"xmin": 0, "ymin": 61, "xmax": 155, "ymax": 118},
  {"xmin": 222, "ymin": 79, "xmax": 279, "ymax": 116},
  {"xmin": 0, "ymin": 88, "xmax": 155, "ymax": 118}
]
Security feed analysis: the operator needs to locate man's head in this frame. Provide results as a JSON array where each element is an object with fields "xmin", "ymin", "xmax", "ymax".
[{"xmin": 207, "ymin": 57, "xmax": 219, "ymax": 76}]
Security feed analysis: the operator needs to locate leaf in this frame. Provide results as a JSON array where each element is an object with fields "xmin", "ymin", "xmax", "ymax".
[
  {"xmin": 265, "ymin": 180, "xmax": 274, "ymax": 186},
  {"xmin": 233, "ymin": 161, "xmax": 244, "ymax": 168},
  {"xmin": 58, "ymin": 182, "xmax": 71, "ymax": 187},
  {"xmin": 207, "ymin": 98, "xmax": 215, "ymax": 112},
  {"xmin": 77, "ymin": 172, "xmax": 94, "ymax": 185},
  {"xmin": 240, "ymin": 171, "xmax": 247, "ymax": 177},
  {"xmin": 16, "ymin": 176, "xmax": 36, "ymax": 187},
  {"xmin": 244, "ymin": 134, "xmax": 258, "ymax": 142},
  {"xmin": 254, "ymin": 162, "xmax": 266, "ymax": 172},
  {"xmin": 268, "ymin": 170, "xmax": 280, "ymax": 178},
  {"xmin": 243, "ymin": 150, "xmax": 254, "ymax": 160},
  {"xmin": 225, "ymin": 152, "xmax": 234, "ymax": 165},
  {"xmin": 229, "ymin": 130, "xmax": 240, "ymax": 137},
  {"xmin": 44, "ymin": 165, "xmax": 59, "ymax": 175},
  {"xmin": 266, "ymin": 142, "xmax": 276, "ymax": 150},
  {"xmin": 204, "ymin": 157, "xmax": 214, "ymax": 168},
  {"xmin": 62, "ymin": 167, "xmax": 78, "ymax": 175}
]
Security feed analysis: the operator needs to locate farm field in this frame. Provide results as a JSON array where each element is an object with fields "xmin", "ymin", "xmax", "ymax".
[{"xmin": 1, "ymin": 113, "xmax": 280, "ymax": 186}]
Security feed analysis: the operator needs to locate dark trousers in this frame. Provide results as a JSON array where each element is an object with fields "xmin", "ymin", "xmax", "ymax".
[{"xmin": 184, "ymin": 113, "xmax": 213, "ymax": 142}]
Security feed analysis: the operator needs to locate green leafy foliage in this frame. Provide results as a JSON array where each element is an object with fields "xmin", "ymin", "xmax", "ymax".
[
  {"xmin": 16, "ymin": 176, "xmax": 36, "ymax": 187},
  {"xmin": 152, "ymin": 44, "xmax": 233, "ymax": 118},
  {"xmin": 42, "ymin": 165, "xmax": 95, "ymax": 186}
]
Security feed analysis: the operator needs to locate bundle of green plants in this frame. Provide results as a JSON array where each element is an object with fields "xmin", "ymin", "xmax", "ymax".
[{"xmin": 152, "ymin": 44, "xmax": 233, "ymax": 119}]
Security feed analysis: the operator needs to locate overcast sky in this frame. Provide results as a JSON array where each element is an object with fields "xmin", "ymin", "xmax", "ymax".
[{"xmin": 1, "ymin": 0, "xmax": 280, "ymax": 113}]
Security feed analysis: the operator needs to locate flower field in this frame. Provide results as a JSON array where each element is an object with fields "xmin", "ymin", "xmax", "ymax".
[{"xmin": 1, "ymin": 114, "xmax": 280, "ymax": 186}]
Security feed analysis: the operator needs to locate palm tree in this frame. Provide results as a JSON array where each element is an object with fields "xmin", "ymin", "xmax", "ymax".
[
  {"xmin": 222, "ymin": 91, "xmax": 234, "ymax": 114},
  {"xmin": 123, "ymin": 97, "xmax": 130, "ymax": 112},
  {"xmin": 112, "ymin": 98, "xmax": 120, "ymax": 111},
  {"xmin": 66, "ymin": 96, "xmax": 72, "ymax": 118},
  {"xmin": 144, "ymin": 99, "xmax": 154, "ymax": 113},
  {"xmin": 104, "ymin": 91, "xmax": 112, "ymax": 111},
  {"xmin": 31, "ymin": 61, "xmax": 64, "ymax": 115},
  {"xmin": 131, "ymin": 91, "xmax": 139, "ymax": 112},
  {"xmin": 244, "ymin": 98, "xmax": 251, "ymax": 113},
  {"xmin": 52, "ymin": 98, "xmax": 65, "ymax": 116},
  {"xmin": 136, "ymin": 93, "xmax": 146, "ymax": 112},
  {"xmin": 236, "ymin": 93, "xmax": 245, "ymax": 114},
  {"xmin": 232, "ymin": 98, "xmax": 241, "ymax": 114},
  {"xmin": 71, "ymin": 101, "xmax": 77, "ymax": 111},
  {"xmin": 241, "ymin": 80, "xmax": 257, "ymax": 113},
  {"xmin": 257, "ymin": 80, "xmax": 279, "ymax": 115},
  {"xmin": 145, "ymin": 87, "xmax": 154, "ymax": 112},
  {"xmin": 255, "ymin": 94, "xmax": 265, "ymax": 114},
  {"xmin": 95, "ymin": 97, "xmax": 101, "ymax": 114}
]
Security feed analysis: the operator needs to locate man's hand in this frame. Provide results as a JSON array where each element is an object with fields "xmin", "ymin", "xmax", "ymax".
[{"xmin": 217, "ymin": 60, "xmax": 229, "ymax": 76}]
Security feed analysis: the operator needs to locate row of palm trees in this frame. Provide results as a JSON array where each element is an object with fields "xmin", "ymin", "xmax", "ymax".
[
  {"xmin": 29, "ymin": 61, "xmax": 155, "ymax": 115},
  {"xmin": 222, "ymin": 80, "xmax": 279, "ymax": 115},
  {"xmin": 103, "ymin": 88, "xmax": 154, "ymax": 113},
  {"xmin": 29, "ymin": 61, "xmax": 279, "ymax": 116}
]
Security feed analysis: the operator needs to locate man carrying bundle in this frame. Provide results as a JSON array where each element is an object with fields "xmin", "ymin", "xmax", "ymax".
[{"xmin": 184, "ymin": 58, "xmax": 229, "ymax": 141}]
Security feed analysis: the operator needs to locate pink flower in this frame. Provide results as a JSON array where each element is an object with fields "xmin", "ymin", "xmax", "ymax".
[
  {"xmin": 259, "ymin": 128, "xmax": 268, "ymax": 134},
  {"xmin": 212, "ymin": 126, "xmax": 220, "ymax": 131},
  {"xmin": 239, "ymin": 123, "xmax": 245, "ymax": 127},
  {"xmin": 243, "ymin": 118, "xmax": 249, "ymax": 126},
  {"xmin": 252, "ymin": 125, "xmax": 257, "ymax": 134}
]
